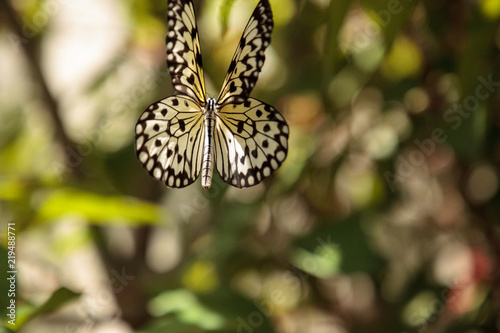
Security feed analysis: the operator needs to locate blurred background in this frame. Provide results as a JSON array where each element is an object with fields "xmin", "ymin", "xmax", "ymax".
[{"xmin": 1, "ymin": 0, "xmax": 500, "ymax": 332}]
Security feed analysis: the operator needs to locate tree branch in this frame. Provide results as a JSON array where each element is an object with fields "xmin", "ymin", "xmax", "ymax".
[{"xmin": 0, "ymin": 0, "xmax": 76, "ymax": 157}]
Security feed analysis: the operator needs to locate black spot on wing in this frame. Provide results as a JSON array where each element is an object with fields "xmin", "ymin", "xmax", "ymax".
[
  {"xmin": 229, "ymin": 81, "xmax": 237, "ymax": 93},
  {"xmin": 228, "ymin": 60, "xmax": 236, "ymax": 74},
  {"xmin": 196, "ymin": 52, "xmax": 203, "ymax": 67},
  {"xmin": 237, "ymin": 121, "xmax": 244, "ymax": 134}
]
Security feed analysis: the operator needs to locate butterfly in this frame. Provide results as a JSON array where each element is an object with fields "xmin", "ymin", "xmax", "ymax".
[{"xmin": 135, "ymin": 0, "xmax": 289, "ymax": 189}]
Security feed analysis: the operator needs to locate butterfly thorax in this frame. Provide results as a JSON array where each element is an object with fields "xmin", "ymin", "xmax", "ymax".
[
  {"xmin": 201, "ymin": 97, "xmax": 217, "ymax": 189},
  {"xmin": 204, "ymin": 97, "xmax": 217, "ymax": 118}
]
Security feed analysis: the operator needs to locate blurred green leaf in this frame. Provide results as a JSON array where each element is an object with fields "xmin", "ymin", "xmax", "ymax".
[
  {"xmin": 5, "ymin": 287, "xmax": 80, "ymax": 329},
  {"xmin": 29, "ymin": 287, "xmax": 80, "ymax": 318},
  {"xmin": 182, "ymin": 260, "xmax": 220, "ymax": 293},
  {"xmin": 291, "ymin": 245, "xmax": 342, "ymax": 279},
  {"xmin": 219, "ymin": 0, "xmax": 237, "ymax": 33},
  {"xmin": 293, "ymin": 214, "xmax": 384, "ymax": 274},
  {"xmin": 198, "ymin": 287, "xmax": 276, "ymax": 333},
  {"xmin": 147, "ymin": 286, "xmax": 276, "ymax": 333},
  {"xmin": 149, "ymin": 289, "xmax": 225, "ymax": 330},
  {"xmin": 0, "ymin": 179, "xmax": 26, "ymax": 201},
  {"xmin": 36, "ymin": 188, "xmax": 161, "ymax": 225},
  {"xmin": 0, "ymin": 326, "xmax": 15, "ymax": 333},
  {"xmin": 481, "ymin": 0, "xmax": 500, "ymax": 19}
]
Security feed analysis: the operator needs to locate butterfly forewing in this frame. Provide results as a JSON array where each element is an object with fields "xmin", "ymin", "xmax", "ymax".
[
  {"xmin": 217, "ymin": 0, "xmax": 274, "ymax": 106},
  {"xmin": 135, "ymin": 96, "xmax": 205, "ymax": 188},
  {"xmin": 215, "ymin": 98, "xmax": 289, "ymax": 188},
  {"xmin": 167, "ymin": 0, "xmax": 206, "ymax": 105}
]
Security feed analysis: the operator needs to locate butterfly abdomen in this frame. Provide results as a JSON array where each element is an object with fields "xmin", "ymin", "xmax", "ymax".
[{"xmin": 201, "ymin": 98, "xmax": 217, "ymax": 189}]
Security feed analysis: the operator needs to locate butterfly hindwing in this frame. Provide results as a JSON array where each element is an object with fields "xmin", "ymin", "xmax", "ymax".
[
  {"xmin": 135, "ymin": 96, "xmax": 205, "ymax": 188},
  {"xmin": 217, "ymin": 0, "xmax": 274, "ymax": 106},
  {"xmin": 167, "ymin": 0, "xmax": 206, "ymax": 105},
  {"xmin": 215, "ymin": 98, "xmax": 289, "ymax": 188}
]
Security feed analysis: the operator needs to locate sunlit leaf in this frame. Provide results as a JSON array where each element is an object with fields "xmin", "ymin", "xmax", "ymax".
[
  {"xmin": 269, "ymin": 0, "xmax": 296, "ymax": 26},
  {"xmin": 198, "ymin": 287, "xmax": 276, "ymax": 332},
  {"xmin": 291, "ymin": 245, "xmax": 342, "ymax": 279},
  {"xmin": 36, "ymin": 188, "xmax": 161, "ymax": 225},
  {"xmin": 182, "ymin": 260, "xmax": 219, "ymax": 293},
  {"xmin": 402, "ymin": 291, "xmax": 438, "ymax": 327},
  {"xmin": 0, "ymin": 179, "xmax": 25, "ymax": 201},
  {"xmin": 380, "ymin": 36, "xmax": 422, "ymax": 81},
  {"xmin": 148, "ymin": 289, "xmax": 225, "ymax": 330},
  {"xmin": 481, "ymin": 0, "xmax": 500, "ymax": 20}
]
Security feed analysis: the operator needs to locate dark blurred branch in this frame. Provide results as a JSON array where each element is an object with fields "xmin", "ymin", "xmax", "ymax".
[{"xmin": 0, "ymin": 0, "xmax": 75, "ymax": 153}]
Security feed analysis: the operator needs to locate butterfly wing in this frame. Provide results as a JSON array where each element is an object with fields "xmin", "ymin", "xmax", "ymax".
[
  {"xmin": 217, "ymin": 0, "xmax": 274, "ymax": 106},
  {"xmin": 135, "ymin": 96, "xmax": 205, "ymax": 188},
  {"xmin": 135, "ymin": 0, "xmax": 206, "ymax": 188},
  {"xmin": 215, "ymin": 98, "xmax": 289, "ymax": 188},
  {"xmin": 167, "ymin": 0, "xmax": 206, "ymax": 105}
]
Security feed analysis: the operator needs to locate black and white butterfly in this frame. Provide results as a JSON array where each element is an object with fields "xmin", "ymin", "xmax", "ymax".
[{"xmin": 135, "ymin": 0, "xmax": 289, "ymax": 189}]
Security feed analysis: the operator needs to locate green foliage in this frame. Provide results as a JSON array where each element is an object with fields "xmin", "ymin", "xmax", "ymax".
[
  {"xmin": 292, "ymin": 215, "xmax": 383, "ymax": 275},
  {"xmin": 1, "ymin": 0, "xmax": 499, "ymax": 332},
  {"xmin": 35, "ymin": 188, "xmax": 161, "ymax": 225},
  {"xmin": 219, "ymin": 0, "xmax": 237, "ymax": 33}
]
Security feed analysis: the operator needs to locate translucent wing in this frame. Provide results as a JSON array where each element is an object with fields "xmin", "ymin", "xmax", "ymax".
[
  {"xmin": 214, "ymin": 98, "xmax": 289, "ymax": 188},
  {"xmin": 135, "ymin": 96, "xmax": 204, "ymax": 188},
  {"xmin": 217, "ymin": 0, "xmax": 274, "ymax": 106},
  {"xmin": 166, "ymin": 0, "xmax": 206, "ymax": 105}
]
